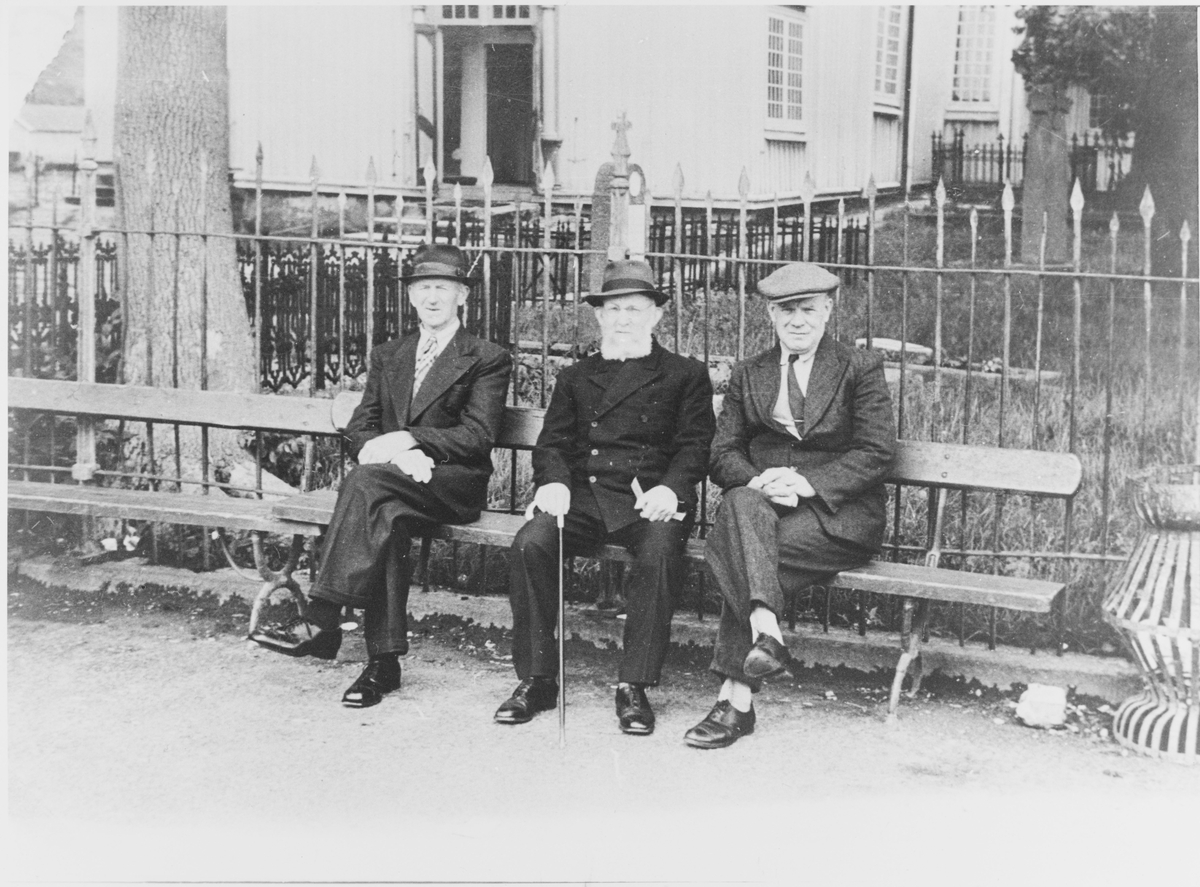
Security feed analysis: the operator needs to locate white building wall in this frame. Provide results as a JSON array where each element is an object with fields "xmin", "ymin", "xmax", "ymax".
[{"xmin": 226, "ymin": 6, "xmax": 413, "ymax": 187}]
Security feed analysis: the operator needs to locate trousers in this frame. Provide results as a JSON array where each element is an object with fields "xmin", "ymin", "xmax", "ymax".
[
  {"xmin": 704, "ymin": 485, "xmax": 875, "ymax": 690},
  {"xmin": 509, "ymin": 509, "xmax": 692, "ymax": 685},
  {"xmin": 310, "ymin": 463, "xmax": 465, "ymax": 657}
]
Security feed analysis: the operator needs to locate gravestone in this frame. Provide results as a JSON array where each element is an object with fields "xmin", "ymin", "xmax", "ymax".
[
  {"xmin": 587, "ymin": 160, "xmax": 645, "ymax": 293},
  {"xmin": 1021, "ymin": 85, "xmax": 1072, "ymax": 264}
]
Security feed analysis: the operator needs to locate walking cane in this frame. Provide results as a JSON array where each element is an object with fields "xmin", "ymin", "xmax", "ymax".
[{"xmin": 556, "ymin": 513, "xmax": 566, "ymax": 747}]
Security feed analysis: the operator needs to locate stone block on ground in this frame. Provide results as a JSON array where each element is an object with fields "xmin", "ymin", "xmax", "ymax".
[{"xmin": 1015, "ymin": 682, "xmax": 1067, "ymax": 728}]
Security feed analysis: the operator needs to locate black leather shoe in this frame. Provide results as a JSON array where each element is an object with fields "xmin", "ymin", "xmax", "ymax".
[
  {"xmin": 494, "ymin": 677, "xmax": 558, "ymax": 724},
  {"xmin": 743, "ymin": 633, "xmax": 796, "ymax": 680},
  {"xmin": 249, "ymin": 616, "xmax": 342, "ymax": 660},
  {"xmin": 342, "ymin": 658, "xmax": 401, "ymax": 708},
  {"xmin": 683, "ymin": 700, "xmax": 756, "ymax": 749},
  {"xmin": 616, "ymin": 684, "xmax": 655, "ymax": 735}
]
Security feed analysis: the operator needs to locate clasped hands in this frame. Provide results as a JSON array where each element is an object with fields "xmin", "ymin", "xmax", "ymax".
[
  {"xmin": 747, "ymin": 466, "xmax": 816, "ymax": 507},
  {"xmin": 357, "ymin": 430, "xmax": 435, "ymax": 483},
  {"xmin": 524, "ymin": 481, "xmax": 680, "ymax": 522}
]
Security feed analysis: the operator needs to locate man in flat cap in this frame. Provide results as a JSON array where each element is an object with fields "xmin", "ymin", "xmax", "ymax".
[
  {"xmin": 684, "ymin": 262, "xmax": 896, "ymax": 749},
  {"xmin": 251, "ymin": 243, "xmax": 511, "ymax": 708},
  {"xmin": 497, "ymin": 259, "xmax": 715, "ymax": 735}
]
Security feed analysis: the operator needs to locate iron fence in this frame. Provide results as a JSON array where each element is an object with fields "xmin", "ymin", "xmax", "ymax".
[
  {"xmin": 932, "ymin": 130, "xmax": 1133, "ymax": 194},
  {"xmin": 7, "ymin": 158, "xmax": 1198, "ymax": 656}
]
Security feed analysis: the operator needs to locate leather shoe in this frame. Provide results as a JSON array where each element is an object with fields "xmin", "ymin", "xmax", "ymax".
[
  {"xmin": 683, "ymin": 700, "xmax": 756, "ymax": 749},
  {"xmin": 615, "ymin": 684, "xmax": 655, "ymax": 735},
  {"xmin": 494, "ymin": 677, "xmax": 558, "ymax": 724},
  {"xmin": 743, "ymin": 632, "xmax": 796, "ymax": 680},
  {"xmin": 249, "ymin": 616, "xmax": 342, "ymax": 659},
  {"xmin": 342, "ymin": 658, "xmax": 401, "ymax": 708}
]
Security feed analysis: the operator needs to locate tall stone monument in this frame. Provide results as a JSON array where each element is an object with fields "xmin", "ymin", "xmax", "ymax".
[{"xmin": 1020, "ymin": 85, "xmax": 1072, "ymax": 264}]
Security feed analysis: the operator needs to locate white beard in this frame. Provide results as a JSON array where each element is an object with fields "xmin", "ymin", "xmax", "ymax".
[{"xmin": 599, "ymin": 337, "xmax": 653, "ymax": 361}]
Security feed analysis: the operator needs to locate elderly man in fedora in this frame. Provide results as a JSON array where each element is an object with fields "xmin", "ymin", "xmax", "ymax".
[
  {"xmin": 496, "ymin": 259, "xmax": 715, "ymax": 735},
  {"xmin": 683, "ymin": 262, "xmax": 896, "ymax": 749},
  {"xmin": 251, "ymin": 243, "xmax": 511, "ymax": 708}
]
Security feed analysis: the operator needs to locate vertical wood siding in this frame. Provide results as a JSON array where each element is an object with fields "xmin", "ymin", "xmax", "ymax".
[{"xmin": 226, "ymin": 6, "xmax": 413, "ymax": 185}]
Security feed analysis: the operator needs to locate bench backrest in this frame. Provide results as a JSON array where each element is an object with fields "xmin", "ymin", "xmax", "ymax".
[
  {"xmin": 332, "ymin": 390, "xmax": 1082, "ymax": 499},
  {"xmin": 9, "ymin": 377, "xmax": 339, "ymax": 436},
  {"xmin": 9, "ymin": 379, "xmax": 1082, "ymax": 499}
]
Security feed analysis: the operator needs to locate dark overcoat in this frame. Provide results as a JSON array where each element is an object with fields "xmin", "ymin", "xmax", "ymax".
[
  {"xmin": 342, "ymin": 327, "xmax": 512, "ymax": 522},
  {"xmin": 533, "ymin": 340, "xmax": 715, "ymax": 532},
  {"xmin": 710, "ymin": 334, "xmax": 896, "ymax": 548}
]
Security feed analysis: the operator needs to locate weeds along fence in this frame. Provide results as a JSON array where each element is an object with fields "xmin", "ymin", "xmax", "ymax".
[{"xmin": 7, "ymin": 158, "xmax": 1199, "ymax": 656}]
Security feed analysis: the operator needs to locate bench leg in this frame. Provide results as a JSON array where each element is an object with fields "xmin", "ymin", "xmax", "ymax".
[
  {"xmin": 419, "ymin": 536, "xmax": 433, "ymax": 594},
  {"xmin": 246, "ymin": 532, "xmax": 307, "ymax": 634},
  {"xmin": 888, "ymin": 598, "xmax": 930, "ymax": 718}
]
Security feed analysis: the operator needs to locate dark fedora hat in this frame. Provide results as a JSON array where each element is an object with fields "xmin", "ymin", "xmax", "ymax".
[
  {"xmin": 402, "ymin": 243, "xmax": 476, "ymax": 283},
  {"xmin": 583, "ymin": 259, "xmax": 669, "ymax": 307},
  {"xmin": 757, "ymin": 262, "xmax": 840, "ymax": 303}
]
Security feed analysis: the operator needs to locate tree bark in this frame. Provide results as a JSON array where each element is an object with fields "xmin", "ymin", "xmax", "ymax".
[
  {"xmin": 113, "ymin": 8, "xmax": 290, "ymax": 494},
  {"xmin": 1116, "ymin": 8, "xmax": 1198, "ymax": 275}
]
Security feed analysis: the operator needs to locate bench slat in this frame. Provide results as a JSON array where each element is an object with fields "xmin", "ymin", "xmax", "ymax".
[
  {"xmin": 891, "ymin": 439, "xmax": 1080, "ymax": 497},
  {"xmin": 8, "ymin": 480, "xmax": 322, "ymax": 536},
  {"xmin": 8, "ymin": 377, "xmax": 339, "ymax": 436},
  {"xmin": 269, "ymin": 493, "xmax": 1062, "ymax": 613}
]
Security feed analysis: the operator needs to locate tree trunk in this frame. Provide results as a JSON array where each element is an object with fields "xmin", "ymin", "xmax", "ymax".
[
  {"xmin": 113, "ymin": 8, "xmax": 291, "ymax": 494},
  {"xmin": 1116, "ymin": 8, "xmax": 1198, "ymax": 276}
]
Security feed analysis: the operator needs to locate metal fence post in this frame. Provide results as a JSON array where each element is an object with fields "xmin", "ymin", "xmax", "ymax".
[{"xmin": 72, "ymin": 114, "xmax": 98, "ymax": 481}]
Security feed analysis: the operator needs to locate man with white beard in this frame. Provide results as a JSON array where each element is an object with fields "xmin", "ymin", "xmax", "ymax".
[{"xmin": 496, "ymin": 259, "xmax": 715, "ymax": 735}]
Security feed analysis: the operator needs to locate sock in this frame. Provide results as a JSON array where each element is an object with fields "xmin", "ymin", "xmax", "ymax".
[
  {"xmin": 749, "ymin": 604, "xmax": 784, "ymax": 644},
  {"xmin": 305, "ymin": 597, "xmax": 343, "ymax": 631},
  {"xmin": 725, "ymin": 680, "xmax": 753, "ymax": 713}
]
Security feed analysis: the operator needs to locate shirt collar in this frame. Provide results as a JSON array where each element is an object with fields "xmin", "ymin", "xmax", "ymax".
[
  {"xmin": 779, "ymin": 347, "xmax": 815, "ymax": 366},
  {"xmin": 418, "ymin": 320, "xmax": 460, "ymax": 352}
]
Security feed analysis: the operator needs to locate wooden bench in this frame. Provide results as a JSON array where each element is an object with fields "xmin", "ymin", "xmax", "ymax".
[
  {"xmin": 273, "ymin": 390, "xmax": 1083, "ymax": 715},
  {"xmin": 7, "ymin": 376, "xmax": 344, "ymax": 630}
]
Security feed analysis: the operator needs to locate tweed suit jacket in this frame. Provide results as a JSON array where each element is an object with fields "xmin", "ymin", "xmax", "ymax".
[
  {"xmin": 533, "ymin": 340, "xmax": 715, "ymax": 533},
  {"xmin": 710, "ymin": 334, "xmax": 897, "ymax": 548},
  {"xmin": 342, "ymin": 327, "xmax": 512, "ymax": 522}
]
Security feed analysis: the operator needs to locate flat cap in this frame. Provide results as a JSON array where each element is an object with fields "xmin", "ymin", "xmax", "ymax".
[{"xmin": 757, "ymin": 262, "xmax": 840, "ymax": 302}]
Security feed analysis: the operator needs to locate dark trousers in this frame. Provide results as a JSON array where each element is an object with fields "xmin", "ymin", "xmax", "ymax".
[
  {"xmin": 509, "ymin": 510, "xmax": 692, "ymax": 685},
  {"xmin": 705, "ymin": 485, "xmax": 874, "ymax": 690},
  {"xmin": 311, "ymin": 463, "xmax": 462, "ymax": 657}
]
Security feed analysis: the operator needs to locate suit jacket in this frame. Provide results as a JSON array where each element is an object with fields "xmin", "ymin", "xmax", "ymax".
[
  {"xmin": 342, "ymin": 327, "xmax": 512, "ymax": 522},
  {"xmin": 710, "ymin": 334, "xmax": 897, "ymax": 548},
  {"xmin": 533, "ymin": 340, "xmax": 715, "ymax": 533}
]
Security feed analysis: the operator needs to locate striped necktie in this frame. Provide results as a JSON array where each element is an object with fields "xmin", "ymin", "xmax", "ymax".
[
  {"xmin": 787, "ymin": 353, "xmax": 805, "ymax": 435},
  {"xmin": 412, "ymin": 336, "xmax": 438, "ymax": 397}
]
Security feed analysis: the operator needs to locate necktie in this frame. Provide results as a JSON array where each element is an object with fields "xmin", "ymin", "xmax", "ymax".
[
  {"xmin": 787, "ymin": 353, "xmax": 805, "ymax": 436},
  {"xmin": 412, "ymin": 336, "xmax": 438, "ymax": 397}
]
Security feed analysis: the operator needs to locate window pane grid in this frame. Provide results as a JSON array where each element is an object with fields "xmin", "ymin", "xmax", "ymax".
[
  {"xmin": 875, "ymin": 6, "xmax": 902, "ymax": 97},
  {"xmin": 952, "ymin": 5, "xmax": 995, "ymax": 102},
  {"xmin": 767, "ymin": 13, "xmax": 803, "ymax": 125}
]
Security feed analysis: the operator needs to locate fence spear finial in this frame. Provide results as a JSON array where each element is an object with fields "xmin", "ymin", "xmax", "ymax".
[
  {"xmin": 1070, "ymin": 178, "xmax": 1084, "ymax": 214},
  {"xmin": 423, "ymin": 156, "xmax": 437, "ymax": 186},
  {"xmin": 542, "ymin": 160, "xmax": 555, "ymax": 193},
  {"xmin": 255, "ymin": 141, "xmax": 263, "ymax": 165},
  {"xmin": 738, "ymin": 167, "xmax": 750, "ymax": 199},
  {"xmin": 309, "ymin": 156, "xmax": 321, "ymax": 184},
  {"xmin": 482, "ymin": 155, "xmax": 494, "ymax": 190},
  {"xmin": 800, "ymin": 171, "xmax": 815, "ymax": 205},
  {"xmin": 671, "ymin": 163, "xmax": 684, "ymax": 196},
  {"xmin": 1181, "ymin": 219, "xmax": 1191, "ymax": 243},
  {"xmin": 365, "ymin": 157, "xmax": 377, "ymax": 184},
  {"xmin": 1139, "ymin": 185, "xmax": 1155, "ymax": 223},
  {"xmin": 1110, "ymin": 211, "xmax": 1120, "ymax": 236},
  {"xmin": 1001, "ymin": 181, "xmax": 1014, "ymax": 213},
  {"xmin": 862, "ymin": 174, "xmax": 877, "ymax": 200},
  {"xmin": 935, "ymin": 177, "xmax": 946, "ymax": 208}
]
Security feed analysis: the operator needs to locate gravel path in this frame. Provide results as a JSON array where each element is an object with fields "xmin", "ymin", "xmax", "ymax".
[{"xmin": 8, "ymin": 574, "xmax": 1199, "ymax": 885}]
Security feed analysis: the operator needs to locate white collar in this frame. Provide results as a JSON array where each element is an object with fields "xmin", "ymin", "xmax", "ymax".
[
  {"xmin": 418, "ymin": 320, "xmax": 460, "ymax": 352},
  {"xmin": 779, "ymin": 347, "xmax": 815, "ymax": 366}
]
